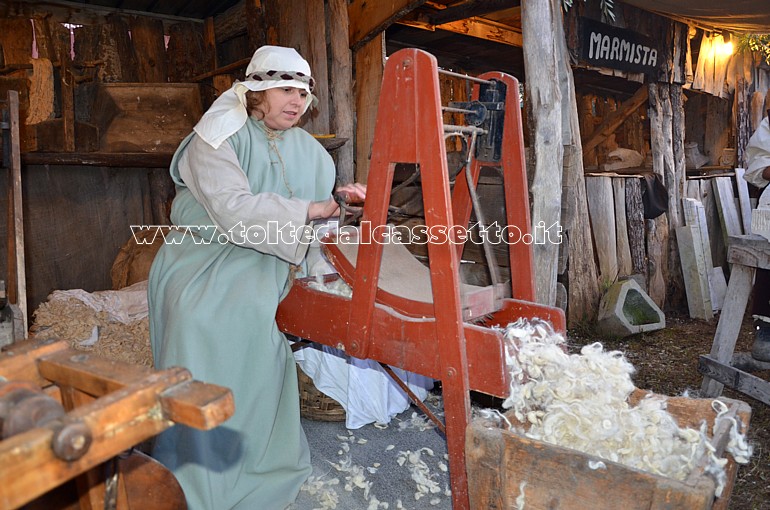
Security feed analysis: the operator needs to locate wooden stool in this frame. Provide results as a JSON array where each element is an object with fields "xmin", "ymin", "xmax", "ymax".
[{"xmin": 699, "ymin": 234, "xmax": 770, "ymax": 405}]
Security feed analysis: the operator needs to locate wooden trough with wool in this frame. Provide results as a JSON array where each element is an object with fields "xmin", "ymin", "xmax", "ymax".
[{"xmin": 276, "ymin": 48, "xmax": 751, "ymax": 510}]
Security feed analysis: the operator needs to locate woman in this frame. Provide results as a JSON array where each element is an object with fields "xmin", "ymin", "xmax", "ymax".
[{"xmin": 148, "ymin": 45, "xmax": 365, "ymax": 510}]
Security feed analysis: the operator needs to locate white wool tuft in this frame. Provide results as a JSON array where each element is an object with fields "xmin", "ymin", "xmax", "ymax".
[
  {"xmin": 498, "ymin": 319, "xmax": 752, "ymax": 495},
  {"xmin": 308, "ymin": 276, "xmax": 353, "ymax": 297}
]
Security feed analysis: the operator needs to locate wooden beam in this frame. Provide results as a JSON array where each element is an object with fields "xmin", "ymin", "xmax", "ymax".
[
  {"xmin": 427, "ymin": 0, "xmax": 519, "ymax": 25},
  {"xmin": 189, "ymin": 57, "xmax": 251, "ymax": 82},
  {"xmin": 699, "ymin": 355, "xmax": 770, "ymax": 406},
  {"xmin": 583, "ymin": 85, "xmax": 648, "ymax": 153},
  {"xmin": 399, "ymin": 16, "xmax": 522, "ymax": 47},
  {"xmin": 2, "ymin": 0, "xmax": 204, "ymax": 25},
  {"xmin": 349, "ymin": 0, "xmax": 428, "ymax": 51}
]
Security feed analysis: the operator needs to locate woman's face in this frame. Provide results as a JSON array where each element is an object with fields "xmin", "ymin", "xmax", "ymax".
[{"xmin": 258, "ymin": 87, "xmax": 308, "ymax": 130}]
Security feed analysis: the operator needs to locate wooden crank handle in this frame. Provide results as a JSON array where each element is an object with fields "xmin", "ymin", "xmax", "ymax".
[{"xmin": 51, "ymin": 418, "xmax": 93, "ymax": 462}]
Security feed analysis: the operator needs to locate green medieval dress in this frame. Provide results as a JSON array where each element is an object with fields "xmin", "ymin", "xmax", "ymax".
[{"xmin": 148, "ymin": 117, "xmax": 335, "ymax": 510}]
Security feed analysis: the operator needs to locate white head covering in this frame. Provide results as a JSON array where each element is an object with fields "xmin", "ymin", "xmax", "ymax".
[{"xmin": 193, "ymin": 45, "xmax": 316, "ymax": 149}]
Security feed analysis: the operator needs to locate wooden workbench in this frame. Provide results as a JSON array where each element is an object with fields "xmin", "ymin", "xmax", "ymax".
[{"xmin": 699, "ymin": 234, "xmax": 770, "ymax": 405}]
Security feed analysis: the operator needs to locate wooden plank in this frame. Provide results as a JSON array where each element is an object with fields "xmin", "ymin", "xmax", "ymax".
[
  {"xmin": 733, "ymin": 168, "xmax": 752, "ymax": 235},
  {"xmin": 583, "ymin": 85, "xmax": 648, "ymax": 153},
  {"xmin": 613, "ymin": 179, "xmax": 632, "ymax": 277},
  {"xmin": 269, "ymin": 0, "xmax": 330, "ymax": 135},
  {"xmin": 727, "ymin": 235, "xmax": 770, "ymax": 270},
  {"xmin": 676, "ymin": 225, "xmax": 712, "ymax": 320},
  {"xmin": 166, "ymin": 22, "xmax": 207, "ymax": 83},
  {"xmin": 0, "ymin": 338, "xmax": 68, "ymax": 386},
  {"xmin": 682, "ymin": 198, "xmax": 718, "ymax": 310},
  {"xmin": 354, "ymin": 34, "xmax": 384, "ymax": 183},
  {"xmin": 329, "ymin": 0, "xmax": 355, "ymax": 184},
  {"xmin": 129, "ymin": 16, "xmax": 167, "ymax": 83},
  {"xmin": 0, "ymin": 17, "xmax": 33, "ymax": 64},
  {"xmin": 585, "ymin": 176, "xmax": 618, "ymax": 284},
  {"xmin": 701, "ymin": 263, "xmax": 754, "ymax": 397},
  {"xmin": 713, "ymin": 176, "xmax": 744, "ymax": 246},
  {"xmin": 244, "ymin": 0, "xmax": 266, "ymax": 52},
  {"xmin": 753, "ymin": 207, "xmax": 770, "ymax": 241},
  {"xmin": 710, "ymin": 267, "xmax": 727, "ymax": 311},
  {"xmin": 699, "ymin": 356, "xmax": 770, "ymax": 406},
  {"xmin": 38, "ymin": 349, "xmax": 156, "ymax": 396},
  {"xmin": 349, "ymin": 0, "xmax": 427, "ymax": 51}
]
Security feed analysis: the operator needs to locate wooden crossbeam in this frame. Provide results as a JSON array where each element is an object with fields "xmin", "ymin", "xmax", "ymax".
[{"xmin": 583, "ymin": 85, "xmax": 649, "ymax": 153}]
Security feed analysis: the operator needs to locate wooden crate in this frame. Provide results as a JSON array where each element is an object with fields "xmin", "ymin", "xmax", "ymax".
[
  {"xmin": 90, "ymin": 83, "xmax": 202, "ymax": 153},
  {"xmin": 466, "ymin": 392, "xmax": 751, "ymax": 510}
]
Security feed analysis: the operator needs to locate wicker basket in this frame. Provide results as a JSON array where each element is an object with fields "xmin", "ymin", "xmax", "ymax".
[{"xmin": 297, "ymin": 365, "xmax": 346, "ymax": 422}]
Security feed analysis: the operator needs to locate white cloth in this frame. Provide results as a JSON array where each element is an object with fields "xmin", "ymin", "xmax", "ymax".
[
  {"xmin": 294, "ymin": 344, "xmax": 434, "ymax": 430},
  {"xmin": 745, "ymin": 117, "xmax": 770, "ymax": 190},
  {"xmin": 194, "ymin": 46, "xmax": 316, "ymax": 149},
  {"xmin": 745, "ymin": 116, "xmax": 770, "ymax": 220},
  {"xmin": 293, "ymin": 232, "xmax": 435, "ymax": 429}
]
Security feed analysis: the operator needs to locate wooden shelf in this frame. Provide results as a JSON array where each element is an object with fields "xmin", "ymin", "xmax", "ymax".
[
  {"xmin": 22, "ymin": 152, "xmax": 173, "ymax": 168},
  {"xmin": 21, "ymin": 138, "xmax": 349, "ymax": 168}
]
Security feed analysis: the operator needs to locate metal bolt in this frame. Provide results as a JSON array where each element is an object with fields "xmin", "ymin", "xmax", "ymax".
[{"xmin": 447, "ymin": 367, "xmax": 456, "ymax": 377}]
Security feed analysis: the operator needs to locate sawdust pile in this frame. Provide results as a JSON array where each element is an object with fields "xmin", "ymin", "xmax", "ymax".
[{"xmin": 31, "ymin": 296, "xmax": 153, "ymax": 367}]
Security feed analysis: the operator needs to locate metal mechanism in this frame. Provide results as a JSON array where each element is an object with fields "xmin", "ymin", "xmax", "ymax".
[{"xmin": 277, "ymin": 48, "xmax": 565, "ymax": 510}]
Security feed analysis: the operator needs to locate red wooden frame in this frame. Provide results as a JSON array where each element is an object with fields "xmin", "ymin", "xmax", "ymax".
[{"xmin": 277, "ymin": 48, "xmax": 565, "ymax": 509}]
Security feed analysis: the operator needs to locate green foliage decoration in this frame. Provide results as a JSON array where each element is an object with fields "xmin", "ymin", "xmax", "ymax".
[
  {"xmin": 738, "ymin": 34, "xmax": 770, "ymax": 65},
  {"xmin": 562, "ymin": 0, "xmax": 616, "ymax": 23}
]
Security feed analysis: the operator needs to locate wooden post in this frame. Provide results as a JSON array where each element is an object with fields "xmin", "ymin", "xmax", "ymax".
[
  {"xmin": 646, "ymin": 83, "xmax": 670, "ymax": 308},
  {"xmin": 353, "ymin": 35, "xmax": 384, "ymax": 183},
  {"xmin": 328, "ymin": 0, "xmax": 356, "ymax": 184},
  {"xmin": 625, "ymin": 177, "xmax": 647, "ymax": 278},
  {"xmin": 521, "ymin": 0, "xmax": 563, "ymax": 307},
  {"xmin": 5, "ymin": 91, "xmax": 26, "ymax": 336}
]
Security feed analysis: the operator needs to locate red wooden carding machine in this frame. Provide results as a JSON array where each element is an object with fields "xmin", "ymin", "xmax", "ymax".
[{"xmin": 277, "ymin": 48, "xmax": 566, "ymax": 510}]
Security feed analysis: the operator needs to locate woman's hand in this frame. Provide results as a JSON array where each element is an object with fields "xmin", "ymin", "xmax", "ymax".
[
  {"xmin": 334, "ymin": 183, "xmax": 367, "ymax": 204},
  {"xmin": 306, "ymin": 183, "xmax": 367, "ymax": 221}
]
